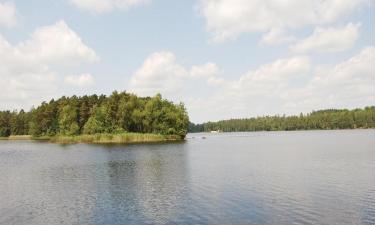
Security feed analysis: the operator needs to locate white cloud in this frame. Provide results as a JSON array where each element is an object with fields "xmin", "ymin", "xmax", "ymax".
[
  {"xmin": 131, "ymin": 48, "xmax": 375, "ymax": 122},
  {"xmin": 213, "ymin": 47, "xmax": 375, "ymax": 122},
  {"xmin": 16, "ymin": 20, "xmax": 99, "ymax": 66},
  {"xmin": 0, "ymin": 21, "xmax": 98, "ymax": 110},
  {"xmin": 70, "ymin": 0, "xmax": 149, "ymax": 13},
  {"xmin": 239, "ymin": 56, "xmax": 310, "ymax": 83},
  {"xmin": 198, "ymin": 0, "xmax": 369, "ymax": 42},
  {"xmin": 190, "ymin": 62, "xmax": 224, "ymax": 85},
  {"xmin": 129, "ymin": 51, "xmax": 223, "ymax": 99},
  {"xmin": 0, "ymin": 70, "xmax": 58, "ymax": 110},
  {"xmin": 129, "ymin": 51, "xmax": 313, "ymax": 121},
  {"xmin": 65, "ymin": 73, "xmax": 95, "ymax": 87},
  {"xmin": 291, "ymin": 23, "xmax": 361, "ymax": 53},
  {"xmin": 130, "ymin": 51, "xmax": 187, "ymax": 96},
  {"xmin": 261, "ymin": 28, "xmax": 296, "ymax": 45},
  {"xmin": 190, "ymin": 62, "xmax": 218, "ymax": 78},
  {"xmin": 196, "ymin": 56, "xmax": 312, "ymax": 120},
  {"xmin": 284, "ymin": 46, "xmax": 375, "ymax": 110},
  {"xmin": 0, "ymin": 2, "xmax": 17, "ymax": 27}
]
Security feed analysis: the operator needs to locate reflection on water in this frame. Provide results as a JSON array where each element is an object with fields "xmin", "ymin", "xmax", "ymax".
[
  {"xmin": 0, "ymin": 130, "xmax": 374, "ymax": 225},
  {"xmin": 102, "ymin": 145, "xmax": 189, "ymax": 224}
]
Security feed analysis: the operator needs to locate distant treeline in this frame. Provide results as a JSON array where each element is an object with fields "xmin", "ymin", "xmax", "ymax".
[
  {"xmin": 0, "ymin": 91, "xmax": 189, "ymax": 138},
  {"xmin": 189, "ymin": 107, "xmax": 375, "ymax": 132}
]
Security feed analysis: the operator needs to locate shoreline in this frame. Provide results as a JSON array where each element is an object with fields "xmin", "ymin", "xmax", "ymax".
[
  {"xmin": 189, "ymin": 127, "xmax": 375, "ymax": 134},
  {"xmin": 0, "ymin": 133, "xmax": 184, "ymax": 144},
  {"xmin": 0, "ymin": 135, "xmax": 33, "ymax": 141},
  {"xmin": 2, "ymin": 129, "xmax": 373, "ymax": 143}
]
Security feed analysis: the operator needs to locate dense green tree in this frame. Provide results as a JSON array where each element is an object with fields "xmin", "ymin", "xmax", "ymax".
[
  {"xmin": 79, "ymin": 97, "xmax": 91, "ymax": 131},
  {"xmin": 189, "ymin": 107, "xmax": 375, "ymax": 133},
  {"xmin": 59, "ymin": 105, "xmax": 79, "ymax": 135},
  {"xmin": 83, "ymin": 105, "xmax": 106, "ymax": 134},
  {"xmin": 3, "ymin": 91, "xmax": 373, "ymax": 138},
  {"xmin": 28, "ymin": 102, "xmax": 58, "ymax": 136},
  {"xmin": 117, "ymin": 93, "xmax": 136, "ymax": 131},
  {"xmin": 1, "ymin": 91, "xmax": 189, "ymax": 138},
  {"xmin": 10, "ymin": 110, "xmax": 29, "ymax": 135},
  {"xmin": 0, "ymin": 111, "xmax": 11, "ymax": 137},
  {"xmin": 0, "ymin": 91, "xmax": 188, "ymax": 137}
]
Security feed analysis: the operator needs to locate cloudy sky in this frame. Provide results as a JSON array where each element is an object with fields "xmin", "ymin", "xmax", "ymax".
[{"xmin": 1, "ymin": 0, "xmax": 375, "ymax": 122}]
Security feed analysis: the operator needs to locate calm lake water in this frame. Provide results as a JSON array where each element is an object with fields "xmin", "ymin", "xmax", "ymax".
[{"xmin": 0, "ymin": 130, "xmax": 374, "ymax": 225}]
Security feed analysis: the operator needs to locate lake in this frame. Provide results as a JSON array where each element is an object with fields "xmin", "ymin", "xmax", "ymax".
[{"xmin": 0, "ymin": 130, "xmax": 374, "ymax": 225}]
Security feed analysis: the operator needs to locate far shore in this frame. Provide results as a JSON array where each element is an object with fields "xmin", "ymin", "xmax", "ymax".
[{"xmin": 0, "ymin": 133, "xmax": 184, "ymax": 144}]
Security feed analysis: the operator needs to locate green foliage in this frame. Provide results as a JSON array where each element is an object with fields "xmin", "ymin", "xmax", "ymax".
[
  {"xmin": 28, "ymin": 101, "xmax": 58, "ymax": 136},
  {"xmin": 83, "ymin": 106, "xmax": 106, "ymax": 134},
  {"xmin": 189, "ymin": 106, "xmax": 375, "ymax": 133},
  {"xmin": 10, "ymin": 110, "xmax": 29, "ymax": 135},
  {"xmin": 0, "ymin": 91, "xmax": 189, "ymax": 138},
  {"xmin": 0, "ymin": 111, "xmax": 11, "ymax": 137},
  {"xmin": 59, "ymin": 105, "xmax": 79, "ymax": 135}
]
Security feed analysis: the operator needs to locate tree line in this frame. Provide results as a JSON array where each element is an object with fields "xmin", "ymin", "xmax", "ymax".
[
  {"xmin": 0, "ymin": 91, "xmax": 189, "ymax": 138},
  {"xmin": 189, "ymin": 107, "xmax": 375, "ymax": 132}
]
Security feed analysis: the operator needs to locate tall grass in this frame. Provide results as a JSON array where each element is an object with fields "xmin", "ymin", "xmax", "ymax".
[
  {"xmin": 45, "ymin": 133, "xmax": 183, "ymax": 144},
  {"xmin": 0, "ymin": 135, "xmax": 32, "ymax": 140}
]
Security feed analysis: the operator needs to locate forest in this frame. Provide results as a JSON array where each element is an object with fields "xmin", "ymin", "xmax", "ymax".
[
  {"xmin": 2, "ymin": 94, "xmax": 375, "ymax": 138},
  {"xmin": 189, "ymin": 107, "xmax": 375, "ymax": 133},
  {"xmin": 0, "ymin": 91, "xmax": 189, "ymax": 138}
]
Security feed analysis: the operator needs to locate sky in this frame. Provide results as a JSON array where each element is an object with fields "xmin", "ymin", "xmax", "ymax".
[{"xmin": 0, "ymin": 0, "xmax": 375, "ymax": 123}]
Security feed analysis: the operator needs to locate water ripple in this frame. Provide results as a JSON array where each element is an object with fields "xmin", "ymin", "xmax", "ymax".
[{"xmin": 0, "ymin": 131, "xmax": 375, "ymax": 225}]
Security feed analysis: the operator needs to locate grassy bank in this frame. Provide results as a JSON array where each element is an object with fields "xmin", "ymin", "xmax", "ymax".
[
  {"xmin": 38, "ymin": 133, "xmax": 184, "ymax": 144},
  {"xmin": 0, "ymin": 135, "xmax": 32, "ymax": 140},
  {"xmin": 0, "ymin": 133, "xmax": 184, "ymax": 144}
]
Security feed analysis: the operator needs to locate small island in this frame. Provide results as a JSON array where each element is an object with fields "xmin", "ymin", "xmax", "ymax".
[{"xmin": 0, "ymin": 91, "xmax": 189, "ymax": 144}]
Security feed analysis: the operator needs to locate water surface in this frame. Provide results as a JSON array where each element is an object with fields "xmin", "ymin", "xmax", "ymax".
[{"xmin": 0, "ymin": 130, "xmax": 374, "ymax": 224}]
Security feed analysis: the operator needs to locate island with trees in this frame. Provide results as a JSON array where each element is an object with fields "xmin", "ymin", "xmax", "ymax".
[
  {"xmin": 1, "ymin": 92, "xmax": 374, "ymax": 143},
  {"xmin": 189, "ymin": 107, "xmax": 375, "ymax": 133},
  {"xmin": 0, "ymin": 91, "xmax": 189, "ymax": 144}
]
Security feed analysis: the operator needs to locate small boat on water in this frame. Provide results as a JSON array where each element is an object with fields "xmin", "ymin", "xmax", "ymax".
[{"xmin": 210, "ymin": 130, "xmax": 221, "ymax": 133}]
